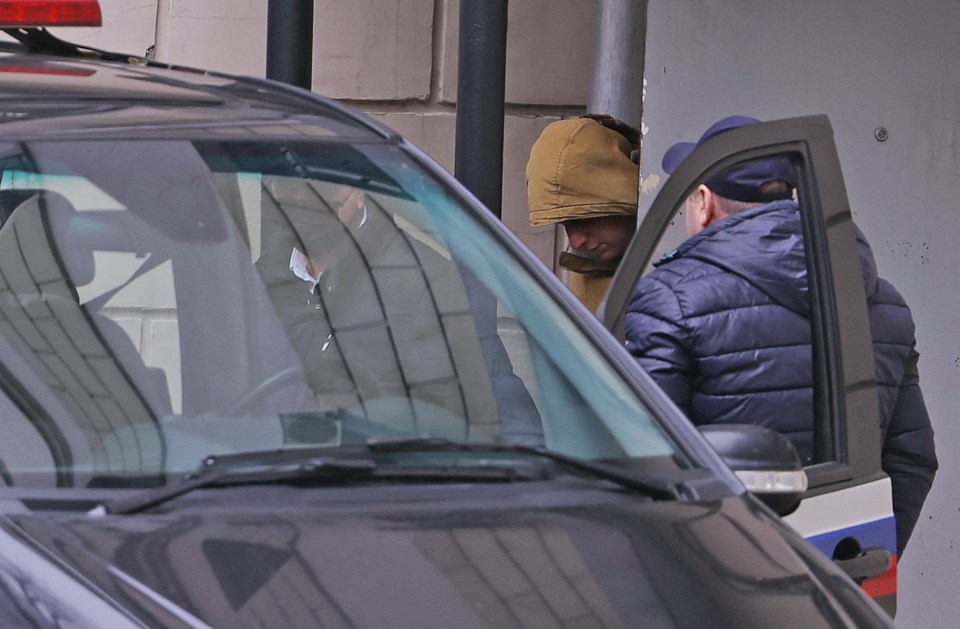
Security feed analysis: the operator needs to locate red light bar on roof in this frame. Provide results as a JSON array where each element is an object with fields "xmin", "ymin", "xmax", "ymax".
[{"xmin": 0, "ymin": 0, "xmax": 102, "ymax": 27}]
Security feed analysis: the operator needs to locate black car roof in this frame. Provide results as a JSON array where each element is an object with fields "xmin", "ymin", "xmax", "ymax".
[{"xmin": 0, "ymin": 38, "xmax": 395, "ymax": 141}]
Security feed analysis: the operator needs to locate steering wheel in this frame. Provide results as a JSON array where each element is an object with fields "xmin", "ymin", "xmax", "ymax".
[{"xmin": 226, "ymin": 366, "xmax": 307, "ymax": 415}]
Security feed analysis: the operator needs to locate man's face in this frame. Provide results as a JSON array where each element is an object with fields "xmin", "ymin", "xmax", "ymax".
[
  {"xmin": 562, "ymin": 214, "xmax": 636, "ymax": 262},
  {"xmin": 332, "ymin": 185, "xmax": 365, "ymax": 228}
]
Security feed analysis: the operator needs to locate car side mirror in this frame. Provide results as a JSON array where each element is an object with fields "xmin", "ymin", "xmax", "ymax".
[{"xmin": 698, "ymin": 424, "xmax": 808, "ymax": 517}]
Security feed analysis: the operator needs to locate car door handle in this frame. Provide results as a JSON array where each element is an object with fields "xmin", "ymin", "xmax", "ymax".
[{"xmin": 833, "ymin": 547, "xmax": 892, "ymax": 582}]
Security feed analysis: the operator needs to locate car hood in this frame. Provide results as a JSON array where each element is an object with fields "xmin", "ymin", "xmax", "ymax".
[{"xmin": 0, "ymin": 481, "xmax": 888, "ymax": 628}]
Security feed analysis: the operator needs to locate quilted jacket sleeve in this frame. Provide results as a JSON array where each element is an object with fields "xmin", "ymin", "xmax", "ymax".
[
  {"xmin": 882, "ymin": 342, "xmax": 938, "ymax": 556},
  {"xmin": 624, "ymin": 276, "xmax": 694, "ymax": 415}
]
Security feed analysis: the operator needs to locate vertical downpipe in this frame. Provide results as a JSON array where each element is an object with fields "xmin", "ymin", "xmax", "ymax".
[
  {"xmin": 589, "ymin": 0, "xmax": 647, "ymax": 128},
  {"xmin": 153, "ymin": 0, "xmax": 171, "ymax": 60}
]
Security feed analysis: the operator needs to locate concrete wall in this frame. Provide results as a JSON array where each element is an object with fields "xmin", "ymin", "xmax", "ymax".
[{"xmin": 640, "ymin": 3, "xmax": 960, "ymax": 627}]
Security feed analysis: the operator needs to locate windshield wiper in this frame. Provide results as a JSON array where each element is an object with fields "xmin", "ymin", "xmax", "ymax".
[
  {"xmin": 89, "ymin": 456, "xmax": 378, "ymax": 516},
  {"xmin": 89, "ymin": 437, "xmax": 681, "ymax": 516},
  {"xmin": 366, "ymin": 436, "xmax": 682, "ymax": 500},
  {"xmin": 88, "ymin": 444, "xmax": 540, "ymax": 516}
]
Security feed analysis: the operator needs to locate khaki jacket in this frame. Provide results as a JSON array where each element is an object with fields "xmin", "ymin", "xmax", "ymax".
[{"xmin": 559, "ymin": 251, "xmax": 618, "ymax": 313}]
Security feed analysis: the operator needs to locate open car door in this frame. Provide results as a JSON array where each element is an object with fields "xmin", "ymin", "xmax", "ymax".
[{"xmin": 600, "ymin": 115, "xmax": 898, "ymax": 616}]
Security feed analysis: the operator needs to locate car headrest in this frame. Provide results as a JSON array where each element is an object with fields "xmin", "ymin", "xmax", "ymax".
[{"xmin": 4, "ymin": 190, "xmax": 95, "ymax": 288}]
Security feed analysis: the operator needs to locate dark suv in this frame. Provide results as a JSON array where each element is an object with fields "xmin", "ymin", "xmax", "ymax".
[{"xmin": 0, "ymin": 2, "xmax": 893, "ymax": 626}]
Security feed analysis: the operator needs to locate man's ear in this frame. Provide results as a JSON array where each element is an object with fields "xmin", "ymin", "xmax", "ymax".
[
  {"xmin": 698, "ymin": 185, "xmax": 728, "ymax": 227},
  {"xmin": 691, "ymin": 184, "xmax": 713, "ymax": 231}
]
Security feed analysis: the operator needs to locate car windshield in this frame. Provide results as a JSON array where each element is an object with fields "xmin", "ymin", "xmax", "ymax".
[{"xmin": 0, "ymin": 136, "xmax": 679, "ymax": 488}]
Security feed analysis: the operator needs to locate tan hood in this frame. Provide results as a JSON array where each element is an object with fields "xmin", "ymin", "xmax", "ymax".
[{"xmin": 526, "ymin": 118, "xmax": 639, "ymax": 226}]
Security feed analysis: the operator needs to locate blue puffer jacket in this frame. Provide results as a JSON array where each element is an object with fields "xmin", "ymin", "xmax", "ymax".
[{"xmin": 625, "ymin": 200, "xmax": 937, "ymax": 554}]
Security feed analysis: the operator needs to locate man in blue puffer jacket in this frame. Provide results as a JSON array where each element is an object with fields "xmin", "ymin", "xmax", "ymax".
[{"xmin": 626, "ymin": 116, "xmax": 937, "ymax": 555}]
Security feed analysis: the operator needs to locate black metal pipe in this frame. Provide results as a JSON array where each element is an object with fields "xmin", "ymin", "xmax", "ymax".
[
  {"xmin": 266, "ymin": 0, "xmax": 314, "ymax": 89},
  {"xmin": 454, "ymin": 0, "xmax": 508, "ymax": 218}
]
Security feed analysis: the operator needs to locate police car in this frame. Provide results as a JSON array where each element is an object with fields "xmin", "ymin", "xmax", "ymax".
[{"xmin": 0, "ymin": 1, "xmax": 894, "ymax": 626}]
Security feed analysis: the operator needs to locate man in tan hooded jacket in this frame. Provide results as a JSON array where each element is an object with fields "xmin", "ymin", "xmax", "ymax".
[{"xmin": 526, "ymin": 116, "xmax": 640, "ymax": 313}]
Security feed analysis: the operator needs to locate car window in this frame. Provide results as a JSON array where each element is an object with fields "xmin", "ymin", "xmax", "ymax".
[{"xmin": 0, "ymin": 137, "xmax": 681, "ymax": 488}]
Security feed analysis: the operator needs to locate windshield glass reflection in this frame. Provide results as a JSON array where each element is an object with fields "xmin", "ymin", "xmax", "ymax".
[{"xmin": 0, "ymin": 138, "xmax": 678, "ymax": 488}]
